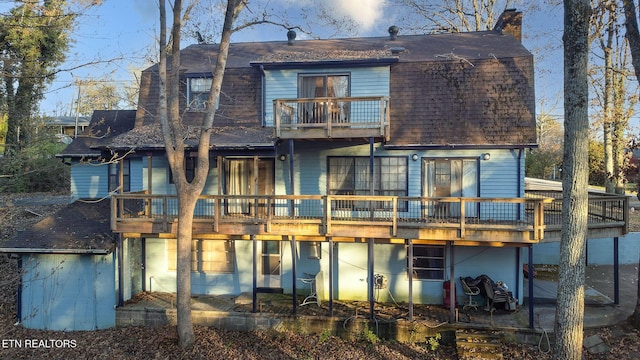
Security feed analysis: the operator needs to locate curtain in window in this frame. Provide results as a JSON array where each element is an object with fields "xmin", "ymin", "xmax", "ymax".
[
  {"xmin": 227, "ymin": 159, "xmax": 250, "ymax": 214},
  {"xmin": 301, "ymin": 77, "xmax": 317, "ymax": 123},
  {"xmin": 329, "ymin": 76, "xmax": 349, "ymax": 122}
]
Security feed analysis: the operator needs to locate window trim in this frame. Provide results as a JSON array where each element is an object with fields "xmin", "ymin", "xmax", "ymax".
[
  {"xmin": 186, "ymin": 77, "xmax": 219, "ymax": 112},
  {"xmin": 108, "ymin": 158, "xmax": 130, "ymax": 193},
  {"xmin": 297, "ymin": 72, "xmax": 351, "ymax": 98}
]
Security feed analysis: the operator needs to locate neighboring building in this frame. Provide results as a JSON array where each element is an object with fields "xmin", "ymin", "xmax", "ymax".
[
  {"xmin": 44, "ymin": 115, "xmax": 91, "ymax": 143},
  {"xmin": 0, "ymin": 10, "xmax": 628, "ymax": 330}
]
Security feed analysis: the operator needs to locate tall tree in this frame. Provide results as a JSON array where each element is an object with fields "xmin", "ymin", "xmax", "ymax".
[
  {"xmin": 554, "ymin": 0, "xmax": 591, "ymax": 359},
  {"xmin": 74, "ymin": 78, "xmax": 121, "ymax": 116},
  {"xmin": 590, "ymin": 1, "xmax": 636, "ymax": 194},
  {"xmin": 157, "ymin": 0, "xmax": 245, "ymax": 347},
  {"xmin": 398, "ymin": 0, "xmax": 520, "ymax": 33},
  {"xmin": 0, "ymin": 0, "xmax": 77, "ymax": 155}
]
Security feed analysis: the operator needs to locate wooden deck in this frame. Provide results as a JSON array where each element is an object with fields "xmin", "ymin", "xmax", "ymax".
[{"xmin": 110, "ymin": 193, "xmax": 628, "ymax": 245}]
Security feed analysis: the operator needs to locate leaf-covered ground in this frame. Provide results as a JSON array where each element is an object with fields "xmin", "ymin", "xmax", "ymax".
[{"xmin": 1, "ymin": 193, "xmax": 640, "ymax": 359}]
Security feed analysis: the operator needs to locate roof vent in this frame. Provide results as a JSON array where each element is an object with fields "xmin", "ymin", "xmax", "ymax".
[
  {"xmin": 287, "ymin": 29, "xmax": 296, "ymax": 45},
  {"xmin": 390, "ymin": 46, "xmax": 406, "ymax": 55},
  {"xmin": 388, "ymin": 25, "xmax": 399, "ymax": 41}
]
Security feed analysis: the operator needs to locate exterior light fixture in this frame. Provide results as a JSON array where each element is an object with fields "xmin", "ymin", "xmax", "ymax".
[
  {"xmin": 412, "ymin": 154, "xmax": 419, "ymax": 161},
  {"xmin": 482, "ymin": 153, "xmax": 491, "ymax": 161},
  {"xmin": 278, "ymin": 154, "xmax": 286, "ymax": 161}
]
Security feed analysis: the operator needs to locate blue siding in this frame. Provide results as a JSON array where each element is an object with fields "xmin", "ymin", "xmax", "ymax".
[
  {"xmin": 20, "ymin": 254, "xmax": 115, "ymax": 330},
  {"xmin": 528, "ymin": 234, "xmax": 640, "ymax": 265},
  {"xmin": 142, "ymin": 156, "xmax": 219, "ymax": 195},
  {"xmin": 143, "ymin": 237, "xmax": 521, "ymax": 305},
  {"xmin": 70, "ymin": 162, "xmax": 108, "ymax": 199},
  {"xmin": 130, "ymin": 157, "xmax": 144, "ymax": 192},
  {"xmin": 264, "ymin": 66, "xmax": 390, "ymax": 126},
  {"xmin": 279, "ymin": 142, "xmax": 523, "ymax": 200}
]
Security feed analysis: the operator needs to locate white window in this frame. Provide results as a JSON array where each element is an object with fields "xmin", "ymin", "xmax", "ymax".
[
  {"xmin": 187, "ymin": 78, "xmax": 213, "ymax": 111},
  {"xmin": 167, "ymin": 239, "xmax": 235, "ymax": 273}
]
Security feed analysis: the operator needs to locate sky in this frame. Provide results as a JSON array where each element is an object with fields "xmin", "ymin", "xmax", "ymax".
[{"xmin": 0, "ymin": 0, "xmax": 566, "ymax": 119}]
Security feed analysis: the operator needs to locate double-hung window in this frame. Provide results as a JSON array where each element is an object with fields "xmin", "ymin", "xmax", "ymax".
[
  {"xmin": 328, "ymin": 156, "xmax": 407, "ymax": 210},
  {"xmin": 187, "ymin": 77, "xmax": 213, "ymax": 111}
]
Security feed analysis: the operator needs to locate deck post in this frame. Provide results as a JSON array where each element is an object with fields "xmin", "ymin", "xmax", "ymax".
[
  {"xmin": 528, "ymin": 244, "xmax": 534, "ymax": 328},
  {"xmin": 368, "ymin": 238, "xmax": 375, "ymax": 320},
  {"xmin": 290, "ymin": 235, "xmax": 297, "ymax": 315},
  {"xmin": 252, "ymin": 235, "xmax": 258, "ymax": 313},
  {"xmin": 614, "ymin": 236, "xmax": 619, "ymax": 305},
  {"xmin": 117, "ymin": 235, "xmax": 124, "ymax": 307},
  {"xmin": 328, "ymin": 236, "xmax": 334, "ymax": 317},
  {"xmin": 448, "ymin": 241, "xmax": 455, "ymax": 323},
  {"xmin": 408, "ymin": 239, "xmax": 413, "ymax": 321}
]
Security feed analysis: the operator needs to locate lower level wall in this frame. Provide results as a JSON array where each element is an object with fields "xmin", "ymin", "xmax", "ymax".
[
  {"xmin": 140, "ymin": 238, "xmax": 522, "ymax": 307},
  {"xmin": 528, "ymin": 234, "xmax": 640, "ymax": 265}
]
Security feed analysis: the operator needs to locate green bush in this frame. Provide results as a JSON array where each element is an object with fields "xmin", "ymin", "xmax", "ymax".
[{"xmin": 0, "ymin": 140, "xmax": 69, "ymax": 193}]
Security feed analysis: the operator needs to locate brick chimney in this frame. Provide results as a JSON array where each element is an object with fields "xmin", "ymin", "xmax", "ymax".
[{"xmin": 493, "ymin": 9, "xmax": 522, "ymax": 42}]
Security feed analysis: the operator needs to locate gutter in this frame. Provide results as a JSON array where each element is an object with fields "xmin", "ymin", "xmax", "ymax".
[
  {"xmin": 1, "ymin": 248, "xmax": 113, "ymax": 255},
  {"xmin": 250, "ymin": 58, "xmax": 399, "ymax": 70},
  {"xmin": 384, "ymin": 143, "xmax": 538, "ymax": 150}
]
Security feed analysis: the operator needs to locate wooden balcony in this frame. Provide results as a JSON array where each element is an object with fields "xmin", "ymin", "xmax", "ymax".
[
  {"xmin": 107, "ymin": 193, "xmax": 628, "ymax": 246},
  {"xmin": 273, "ymin": 96, "xmax": 390, "ymax": 140}
]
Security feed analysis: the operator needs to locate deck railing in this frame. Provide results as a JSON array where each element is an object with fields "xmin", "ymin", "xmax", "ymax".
[
  {"xmin": 112, "ymin": 194, "xmax": 561, "ymax": 241},
  {"xmin": 273, "ymin": 96, "xmax": 390, "ymax": 140},
  {"xmin": 525, "ymin": 191, "xmax": 628, "ymax": 235}
]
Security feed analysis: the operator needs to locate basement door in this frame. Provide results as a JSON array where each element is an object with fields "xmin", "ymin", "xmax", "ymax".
[{"xmin": 423, "ymin": 158, "xmax": 478, "ymax": 217}]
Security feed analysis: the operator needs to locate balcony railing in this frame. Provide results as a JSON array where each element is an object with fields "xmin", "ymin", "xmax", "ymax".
[
  {"xmin": 273, "ymin": 96, "xmax": 390, "ymax": 140},
  {"xmin": 111, "ymin": 194, "xmax": 573, "ymax": 244}
]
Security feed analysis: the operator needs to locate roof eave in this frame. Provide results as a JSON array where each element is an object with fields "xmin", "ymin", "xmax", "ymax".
[
  {"xmin": 0, "ymin": 248, "xmax": 113, "ymax": 255},
  {"xmin": 384, "ymin": 143, "xmax": 539, "ymax": 150},
  {"xmin": 250, "ymin": 58, "xmax": 399, "ymax": 69}
]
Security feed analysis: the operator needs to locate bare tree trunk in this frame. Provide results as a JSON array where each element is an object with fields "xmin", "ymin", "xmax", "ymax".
[
  {"xmin": 156, "ymin": 0, "xmax": 245, "ymax": 348},
  {"xmin": 554, "ymin": 1, "xmax": 591, "ymax": 359},
  {"xmin": 603, "ymin": 17, "xmax": 615, "ymax": 194},
  {"xmin": 176, "ymin": 192, "xmax": 198, "ymax": 347},
  {"xmin": 622, "ymin": 0, "xmax": 640, "ymax": 329}
]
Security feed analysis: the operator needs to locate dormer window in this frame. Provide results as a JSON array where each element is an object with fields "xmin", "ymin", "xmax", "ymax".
[{"xmin": 187, "ymin": 77, "xmax": 212, "ymax": 111}]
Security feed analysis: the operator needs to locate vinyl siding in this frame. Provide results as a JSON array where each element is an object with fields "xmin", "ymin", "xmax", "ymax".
[
  {"xmin": 264, "ymin": 66, "xmax": 390, "ymax": 127},
  {"xmin": 20, "ymin": 253, "xmax": 115, "ymax": 330},
  {"xmin": 70, "ymin": 162, "xmax": 108, "ymax": 199}
]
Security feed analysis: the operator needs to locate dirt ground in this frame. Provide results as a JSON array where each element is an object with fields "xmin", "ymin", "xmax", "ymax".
[{"xmin": 1, "ymin": 192, "xmax": 640, "ymax": 359}]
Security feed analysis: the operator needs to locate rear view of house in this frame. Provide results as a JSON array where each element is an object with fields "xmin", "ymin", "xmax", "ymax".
[{"xmin": 0, "ymin": 10, "xmax": 628, "ymax": 330}]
